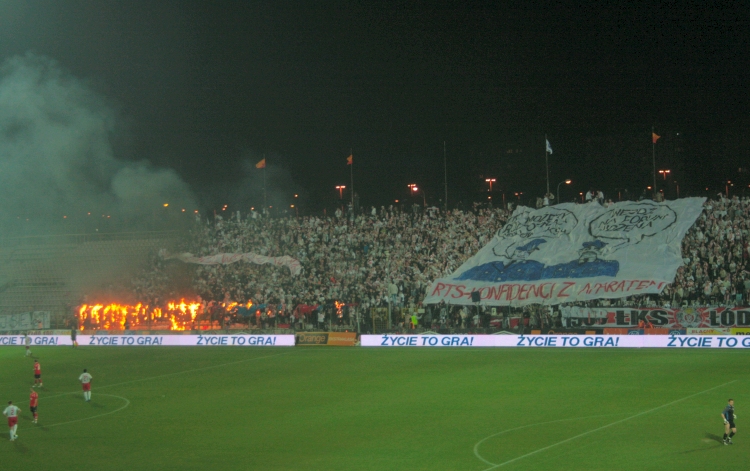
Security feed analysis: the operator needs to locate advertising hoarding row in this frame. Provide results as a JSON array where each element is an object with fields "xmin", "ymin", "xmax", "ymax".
[
  {"xmin": 0, "ymin": 334, "xmax": 295, "ymax": 347},
  {"xmin": 360, "ymin": 334, "xmax": 750, "ymax": 348},
  {"xmin": 3, "ymin": 332, "xmax": 750, "ymax": 349}
]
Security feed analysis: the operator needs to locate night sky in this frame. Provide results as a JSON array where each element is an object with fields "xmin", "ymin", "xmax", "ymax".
[{"xmin": 1, "ymin": 1, "xmax": 748, "ymax": 217}]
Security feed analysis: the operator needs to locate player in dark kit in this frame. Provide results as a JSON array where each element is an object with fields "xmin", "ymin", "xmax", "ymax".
[
  {"xmin": 29, "ymin": 389, "xmax": 38, "ymax": 423},
  {"xmin": 722, "ymin": 399, "xmax": 736, "ymax": 445},
  {"xmin": 33, "ymin": 360, "xmax": 42, "ymax": 387}
]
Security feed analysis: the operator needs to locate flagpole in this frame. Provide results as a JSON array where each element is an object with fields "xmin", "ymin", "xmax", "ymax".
[
  {"xmin": 350, "ymin": 148, "xmax": 354, "ymax": 207},
  {"xmin": 545, "ymin": 134, "xmax": 550, "ymax": 195},
  {"xmin": 651, "ymin": 126, "xmax": 657, "ymax": 199},
  {"xmin": 443, "ymin": 141, "xmax": 448, "ymax": 212},
  {"xmin": 263, "ymin": 154, "xmax": 267, "ymax": 211}
]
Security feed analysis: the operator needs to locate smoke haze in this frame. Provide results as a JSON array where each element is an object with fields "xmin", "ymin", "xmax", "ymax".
[
  {"xmin": 0, "ymin": 53, "xmax": 196, "ymax": 236},
  {"xmin": 195, "ymin": 156, "xmax": 303, "ymax": 219}
]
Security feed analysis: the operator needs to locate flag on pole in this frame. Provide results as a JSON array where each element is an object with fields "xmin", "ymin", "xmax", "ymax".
[
  {"xmin": 255, "ymin": 158, "xmax": 266, "ymax": 169},
  {"xmin": 545, "ymin": 139, "xmax": 553, "ymax": 154},
  {"xmin": 346, "ymin": 154, "xmax": 353, "ymax": 165},
  {"xmin": 652, "ymin": 133, "xmax": 660, "ymax": 144}
]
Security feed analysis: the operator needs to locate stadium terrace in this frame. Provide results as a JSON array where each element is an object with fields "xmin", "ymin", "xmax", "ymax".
[{"xmin": 17, "ymin": 195, "xmax": 740, "ymax": 334}]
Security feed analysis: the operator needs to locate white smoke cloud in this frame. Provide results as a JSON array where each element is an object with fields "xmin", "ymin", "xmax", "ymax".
[{"xmin": 0, "ymin": 53, "xmax": 196, "ymax": 234}]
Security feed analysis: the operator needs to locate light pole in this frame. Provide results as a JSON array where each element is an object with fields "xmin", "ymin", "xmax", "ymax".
[
  {"xmin": 658, "ymin": 169, "xmax": 670, "ymax": 180},
  {"xmin": 485, "ymin": 178, "xmax": 496, "ymax": 192},
  {"xmin": 335, "ymin": 186, "xmax": 346, "ymax": 213},
  {"xmin": 726, "ymin": 181, "xmax": 733, "ymax": 197},
  {"xmin": 556, "ymin": 179, "xmax": 572, "ymax": 204},
  {"xmin": 408, "ymin": 184, "xmax": 426, "ymax": 207}
]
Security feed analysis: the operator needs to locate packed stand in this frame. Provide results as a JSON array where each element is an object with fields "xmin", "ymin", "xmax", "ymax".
[
  {"xmin": 129, "ymin": 204, "xmax": 509, "ymax": 330},
  {"xmin": 127, "ymin": 196, "xmax": 750, "ymax": 331},
  {"xmin": 203, "ymin": 206, "xmax": 504, "ymax": 302}
]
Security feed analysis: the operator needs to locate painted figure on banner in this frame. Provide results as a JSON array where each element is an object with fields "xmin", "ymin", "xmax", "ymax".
[
  {"xmin": 454, "ymin": 201, "xmax": 691, "ymax": 283},
  {"xmin": 458, "ymin": 239, "xmax": 618, "ymax": 282}
]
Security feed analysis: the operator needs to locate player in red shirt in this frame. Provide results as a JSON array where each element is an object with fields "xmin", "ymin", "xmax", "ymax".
[
  {"xmin": 29, "ymin": 389, "xmax": 38, "ymax": 424},
  {"xmin": 33, "ymin": 360, "xmax": 42, "ymax": 388}
]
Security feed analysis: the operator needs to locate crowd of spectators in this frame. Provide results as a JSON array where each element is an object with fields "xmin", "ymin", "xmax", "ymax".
[
  {"xmin": 130, "ymin": 203, "xmax": 508, "ymax": 328},
  {"xmin": 660, "ymin": 195, "xmax": 750, "ymax": 307},
  {"xmin": 128, "ymin": 195, "xmax": 750, "ymax": 330}
]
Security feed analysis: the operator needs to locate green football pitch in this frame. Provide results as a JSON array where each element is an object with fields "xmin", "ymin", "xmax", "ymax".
[{"xmin": 1, "ymin": 346, "xmax": 747, "ymax": 470}]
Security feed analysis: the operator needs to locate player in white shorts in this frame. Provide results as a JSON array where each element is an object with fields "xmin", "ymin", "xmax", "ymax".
[
  {"xmin": 79, "ymin": 369, "xmax": 93, "ymax": 402},
  {"xmin": 3, "ymin": 401, "xmax": 20, "ymax": 441}
]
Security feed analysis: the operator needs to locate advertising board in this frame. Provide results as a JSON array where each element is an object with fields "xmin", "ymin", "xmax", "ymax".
[
  {"xmin": 0, "ymin": 334, "xmax": 295, "ymax": 347},
  {"xmin": 360, "ymin": 334, "xmax": 750, "ymax": 348},
  {"xmin": 687, "ymin": 328, "xmax": 730, "ymax": 335},
  {"xmin": 296, "ymin": 332, "xmax": 357, "ymax": 346}
]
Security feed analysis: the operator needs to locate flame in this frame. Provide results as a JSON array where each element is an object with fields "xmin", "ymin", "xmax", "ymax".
[
  {"xmin": 75, "ymin": 299, "xmax": 262, "ymax": 331},
  {"xmin": 77, "ymin": 299, "xmax": 203, "ymax": 331},
  {"xmin": 334, "ymin": 300, "xmax": 344, "ymax": 318}
]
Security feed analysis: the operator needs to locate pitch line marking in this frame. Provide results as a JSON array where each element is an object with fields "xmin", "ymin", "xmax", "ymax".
[
  {"xmin": 16, "ymin": 351, "xmax": 292, "ymax": 431},
  {"xmin": 32, "ymin": 350, "xmax": 295, "ymax": 402},
  {"xmin": 95, "ymin": 350, "xmax": 295, "ymax": 391},
  {"xmin": 19, "ymin": 393, "xmax": 131, "ymax": 432},
  {"xmin": 478, "ymin": 380, "xmax": 737, "ymax": 470},
  {"xmin": 473, "ymin": 414, "xmax": 618, "ymax": 466}
]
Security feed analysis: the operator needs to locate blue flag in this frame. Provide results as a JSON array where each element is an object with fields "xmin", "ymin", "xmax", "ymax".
[{"xmin": 546, "ymin": 139, "xmax": 553, "ymax": 154}]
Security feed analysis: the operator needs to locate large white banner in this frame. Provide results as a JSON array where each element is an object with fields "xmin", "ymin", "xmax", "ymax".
[
  {"xmin": 0, "ymin": 312, "xmax": 50, "ymax": 331},
  {"xmin": 559, "ymin": 306, "xmax": 750, "ymax": 329},
  {"xmin": 424, "ymin": 198, "xmax": 705, "ymax": 306},
  {"xmin": 0, "ymin": 334, "xmax": 295, "ymax": 346},
  {"xmin": 168, "ymin": 252, "xmax": 302, "ymax": 276},
  {"xmin": 361, "ymin": 334, "xmax": 750, "ymax": 349}
]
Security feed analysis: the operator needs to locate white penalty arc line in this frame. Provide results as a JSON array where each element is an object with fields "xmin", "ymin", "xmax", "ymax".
[
  {"xmin": 14, "ymin": 351, "xmax": 292, "ymax": 432},
  {"xmin": 19, "ymin": 393, "xmax": 131, "ymax": 432},
  {"xmin": 33, "ymin": 350, "xmax": 295, "ymax": 402},
  {"xmin": 473, "ymin": 414, "xmax": 619, "ymax": 466},
  {"xmin": 95, "ymin": 350, "xmax": 295, "ymax": 391},
  {"xmin": 478, "ymin": 380, "xmax": 737, "ymax": 470}
]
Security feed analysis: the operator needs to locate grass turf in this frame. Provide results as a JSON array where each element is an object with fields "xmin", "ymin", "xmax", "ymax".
[{"xmin": 0, "ymin": 345, "xmax": 747, "ymax": 470}]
